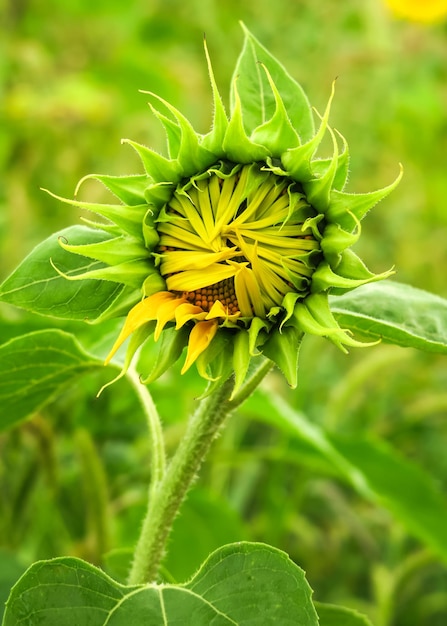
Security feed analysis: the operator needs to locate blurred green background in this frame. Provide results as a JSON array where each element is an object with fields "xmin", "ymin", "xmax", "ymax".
[{"xmin": 1, "ymin": 1, "xmax": 447, "ymax": 625}]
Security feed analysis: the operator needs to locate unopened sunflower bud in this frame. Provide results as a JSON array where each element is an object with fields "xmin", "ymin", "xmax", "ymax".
[{"xmin": 54, "ymin": 26, "xmax": 402, "ymax": 392}]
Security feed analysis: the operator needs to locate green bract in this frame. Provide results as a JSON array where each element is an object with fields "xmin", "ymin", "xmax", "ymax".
[{"xmin": 47, "ymin": 25, "xmax": 402, "ymax": 393}]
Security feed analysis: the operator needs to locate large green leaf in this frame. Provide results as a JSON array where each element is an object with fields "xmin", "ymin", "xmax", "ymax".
[
  {"xmin": 244, "ymin": 391, "xmax": 447, "ymax": 565},
  {"xmin": 0, "ymin": 226, "xmax": 129, "ymax": 322},
  {"xmin": 3, "ymin": 543, "xmax": 319, "ymax": 625},
  {"xmin": 232, "ymin": 25, "xmax": 314, "ymax": 141},
  {"xmin": 330, "ymin": 281, "xmax": 447, "ymax": 354},
  {"xmin": 0, "ymin": 329, "xmax": 101, "ymax": 431}
]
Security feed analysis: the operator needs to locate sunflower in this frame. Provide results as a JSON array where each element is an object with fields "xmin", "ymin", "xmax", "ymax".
[{"xmin": 52, "ymin": 26, "xmax": 401, "ymax": 393}]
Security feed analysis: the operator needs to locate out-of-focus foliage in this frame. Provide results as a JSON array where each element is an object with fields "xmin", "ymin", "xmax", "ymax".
[{"xmin": 1, "ymin": 1, "xmax": 447, "ymax": 625}]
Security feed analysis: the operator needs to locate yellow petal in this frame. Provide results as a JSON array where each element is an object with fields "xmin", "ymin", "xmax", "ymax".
[
  {"xmin": 189, "ymin": 179, "xmax": 215, "ymax": 240},
  {"xmin": 249, "ymin": 248, "xmax": 288, "ymax": 306},
  {"xmin": 181, "ymin": 320, "xmax": 218, "ymax": 374},
  {"xmin": 166, "ymin": 263, "xmax": 238, "ymax": 292},
  {"xmin": 160, "ymin": 248, "xmax": 237, "ymax": 275},
  {"xmin": 154, "ymin": 296, "xmax": 187, "ymax": 340},
  {"xmin": 206, "ymin": 300, "xmax": 241, "ymax": 322},
  {"xmin": 234, "ymin": 265, "xmax": 266, "ymax": 317},
  {"xmin": 157, "ymin": 222, "xmax": 211, "ymax": 252},
  {"xmin": 211, "ymin": 168, "xmax": 242, "ymax": 237},
  {"xmin": 175, "ymin": 302, "xmax": 207, "ymax": 328},
  {"xmin": 171, "ymin": 191, "xmax": 210, "ymax": 244},
  {"xmin": 105, "ymin": 291, "xmax": 174, "ymax": 364},
  {"xmin": 231, "ymin": 178, "xmax": 274, "ymax": 225}
]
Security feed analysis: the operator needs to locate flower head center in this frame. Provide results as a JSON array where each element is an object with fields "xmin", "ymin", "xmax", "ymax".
[
  {"xmin": 155, "ymin": 161, "xmax": 322, "ymax": 320},
  {"xmin": 184, "ymin": 278, "xmax": 239, "ymax": 314}
]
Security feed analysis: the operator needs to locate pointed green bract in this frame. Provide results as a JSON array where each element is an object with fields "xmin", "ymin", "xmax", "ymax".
[
  {"xmin": 202, "ymin": 38, "xmax": 229, "ymax": 156},
  {"xmin": 52, "ymin": 258, "xmax": 151, "ymax": 289},
  {"xmin": 302, "ymin": 128, "xmax": 339, "ymax": 212},
  {"xmin": 123, "ymin": 139, "xmax": 184, "ymax": 184},
  {"xmin": 223, "ymin": 85, "xmax": 271, "ymax": 163},
  {"xmin": 326, "ymin": 164, "xmax": 403, "ymax": 231},
  {"xmin": 311, "ymin": 262, "xmax": 388, "ymax": 295},
  {"xmin": 262, "ymin": 325, "xmax": 303, "ymax": 387},
  {"xmin": 250, "ymin": 65, "xmax": 300, "ymax": 155},
  {"xmin": 99, "ymin": 322, "xmax": 157, "ymax": 393},
  {"xmin": 320, "ymin": 221, "xmax": 360, "ymax": 266},
  {"xmin": 196, "ymin": 331, "xmax": 234, "ymax": 396},
  {"xmin": 43, "ymin": 188, "xmax": 148, "ymax": 240},
  {"xmin": 233, "ymin": 24, "xmax": 314, "ymax": 141},
  {"xmin": 311, "ymin": 132, "xmax": 350, "ymax": 192},
  {"xmin": 232, "ymin": 329, "xmax": 252, "ymax": 396},
  {"xmin": 78, "ymin": 173, "xmax": 150, "ymax": 205},
  {"xmin": 142, "ymin": 91, "xmax": 217, "ymax": 174},
  {"xmin": 140, "ymin": 325, "xmax": 189, "ymax": 384},
  {"xmin": 149, "ymin": 105, "xmax": 183, "ymax": 159},
  {"xmin": 59, "ymin": 235, "xmax": 149, "ymax": 266}
]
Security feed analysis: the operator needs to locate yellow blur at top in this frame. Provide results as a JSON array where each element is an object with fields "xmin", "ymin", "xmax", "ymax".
[{"xmin": 385, "ymin": 0, "xmax": 447, "ymax": 22}]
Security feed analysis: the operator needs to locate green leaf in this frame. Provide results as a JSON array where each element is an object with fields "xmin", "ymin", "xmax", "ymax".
[
  {"xmin": 188, "ymin": 543, "xmax": 318, "ymax": 624},
  {"xmin": 232, "ymin": 25, "xmax": 314, "ymax": 142},
  {"xmin": 243, "ymin": 391, "xmax": 447, "ymax": 565},
  {"xmin": 0, "ymin": 551, "xmax": 27, "ymax": 624},
  {"xmin": 315, "ymin": 602, "xmax": 374, "ymax": 626},
  {"xmin": 330, "ymin": 280, "xmax": 447, "ymax": 354},
  {"xmin": 0, "ymin": 226, "xmax": 132, "ymax": 322},
  {"xmin": 0, "ymin": 329, "xmax": 101, "ymax": 431},
  {"xmin": 3, "ymin": 543, "xmax": 319, "ymax": 625}
]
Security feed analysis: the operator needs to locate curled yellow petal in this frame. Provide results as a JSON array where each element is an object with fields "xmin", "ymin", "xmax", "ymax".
[
  {"xmin": 175, "ymin": 302, "xmax": 207, "ymax": 329},
  {"xmin": 181, "ymin": 320, "xmax": 218, "ymax": 374},
  {"xmin": 205, "ymin": 299, "xmax": 241, "ymax": 322},
  {"xmin": 105, "ymin": 291, "xmax": 174, "ymax": 364},
  {"xmin": 153, "ymin": 296, "xmax": 187, "ymax": 340}
]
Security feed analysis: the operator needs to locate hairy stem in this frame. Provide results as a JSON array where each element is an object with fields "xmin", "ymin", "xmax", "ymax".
[
  {"xmin": 127, "ymin": 357, "xmax": 273, "ymax": 585},
  {"xmin": 127, "ymin": 376, "xmax": 234, "ymax": 584},
  {"xmin": 127, "ymin": 368, "xmax": 166, "ymax": 493}
]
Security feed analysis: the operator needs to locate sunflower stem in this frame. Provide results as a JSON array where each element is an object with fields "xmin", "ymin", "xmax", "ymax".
[
  {"xmin": 127, "ymin": 367, "xmax": 166, "ymax": 492},
  {"xmin": 127, "ymin": 358, "xmax": 273, "ymax": 585},
  {"xmin": 127, "ymin": 375, "xmax": 234, "ymax": 584}
]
